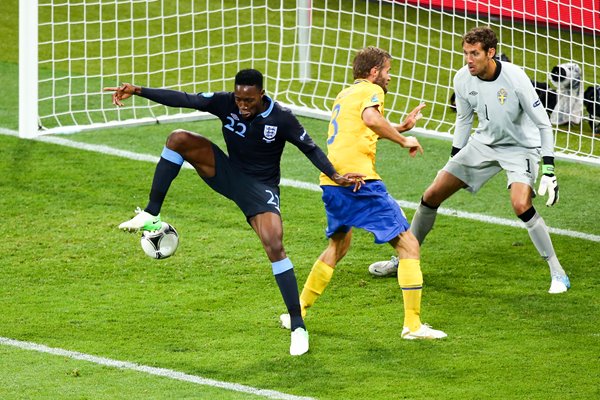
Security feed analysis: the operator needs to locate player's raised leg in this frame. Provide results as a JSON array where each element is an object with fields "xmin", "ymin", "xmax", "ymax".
[
  {"xmin": 118, "ymin": 142, "xmax": 181, "ymax": 231},
  {"xmin": 119, "ymin": 130, "xmax": 216, "ymax": 231}
]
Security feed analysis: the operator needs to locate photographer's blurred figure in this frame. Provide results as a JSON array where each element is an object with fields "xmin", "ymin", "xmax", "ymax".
[{"xmin": 549, "ymin": 63, "xmax": 584, "ymax": 126}]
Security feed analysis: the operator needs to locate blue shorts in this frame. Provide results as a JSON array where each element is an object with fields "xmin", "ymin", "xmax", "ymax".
[{"xmin": 321, "ymin": 180, "xmax": 410, "ymax": 244}]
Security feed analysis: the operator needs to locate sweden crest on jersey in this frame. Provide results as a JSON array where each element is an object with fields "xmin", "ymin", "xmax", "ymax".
[
  {"xmin": 263, "ymin": 125, "xmax": 278, "ymax": 143},
  {"xmin": 497, "ymin": 88, "xmax": 508, "ymax": 105}
]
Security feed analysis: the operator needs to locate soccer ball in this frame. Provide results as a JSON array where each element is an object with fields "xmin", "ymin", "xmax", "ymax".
[{"xmin": 140, "ymin": 222, "xmax": 179, "ymax": 259}]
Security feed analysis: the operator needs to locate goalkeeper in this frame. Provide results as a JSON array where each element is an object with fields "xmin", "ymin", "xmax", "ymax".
[{"xmin": 374, "ymin": 27, "xmax": 569, "ymax": 294}]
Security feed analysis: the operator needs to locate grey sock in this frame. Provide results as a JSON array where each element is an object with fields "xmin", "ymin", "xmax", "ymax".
[
  {"xmin": 525, "ymin": 213, "xmax": 566, "ymax": 277},
  {"xmin": 410, "ymin": 203, "xmax": 438, "ymax": 245}
]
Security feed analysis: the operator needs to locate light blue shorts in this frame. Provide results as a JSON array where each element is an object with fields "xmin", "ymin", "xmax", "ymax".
[{"xmin": 321, "ymin": 180, "xmax": 410, "ymax": 244}]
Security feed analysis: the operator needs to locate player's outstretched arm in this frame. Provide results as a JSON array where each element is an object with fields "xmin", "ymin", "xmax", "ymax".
[
  {"xmin": 331, "ymin": 172, "xmax": 366, "ymax": 192},
  {"xmin": 104, "ymin": 83, "xmax": 203, "ymax": 109},
  {"xmin": 362, "ymin": 106, "xmax": 423, "ymax": 157},
  {"xmin": 302, "ymin": 146, "xmax": 365, "ymax": 191}
]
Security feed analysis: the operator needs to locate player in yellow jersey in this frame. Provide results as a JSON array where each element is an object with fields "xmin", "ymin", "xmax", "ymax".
[{"xmin": 280, "ymin": 46, "xmax": 447, "ymax": 340}]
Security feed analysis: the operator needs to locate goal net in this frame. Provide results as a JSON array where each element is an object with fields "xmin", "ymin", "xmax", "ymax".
[{"xmin": 20, "ymin": 0, "xmax": 600, "ymax": 165}]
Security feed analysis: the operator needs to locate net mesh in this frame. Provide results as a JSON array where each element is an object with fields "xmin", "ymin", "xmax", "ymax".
[{"xmin": 35, "ymin": 0, "xmax": 600, "ymax": 162}]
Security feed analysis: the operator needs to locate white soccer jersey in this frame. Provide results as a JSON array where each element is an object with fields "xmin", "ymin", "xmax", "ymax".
[{"xmin": 452, "ymin": 61, "xmax": 554, "ymax": 157}]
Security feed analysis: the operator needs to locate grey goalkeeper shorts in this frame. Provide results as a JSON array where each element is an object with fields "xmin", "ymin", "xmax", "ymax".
[{"xmin": 443, "ymin": 139, "xmax": 541, "ymax": 193}]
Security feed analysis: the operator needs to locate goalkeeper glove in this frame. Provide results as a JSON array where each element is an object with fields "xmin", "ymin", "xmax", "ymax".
[{"xmin": 537, "ymin": 157, "xmax": 559, "ymax": 207}]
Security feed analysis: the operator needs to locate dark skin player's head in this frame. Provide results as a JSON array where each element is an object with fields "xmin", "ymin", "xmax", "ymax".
[{"xmin": 234, "ymin": 69, "xmax": 266, "ymax": 120}]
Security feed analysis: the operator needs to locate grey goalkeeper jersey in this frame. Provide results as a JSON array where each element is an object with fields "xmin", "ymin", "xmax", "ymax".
[{"xmin": 453, "ymin": 60, "xmax": 554, "ymax": 158}]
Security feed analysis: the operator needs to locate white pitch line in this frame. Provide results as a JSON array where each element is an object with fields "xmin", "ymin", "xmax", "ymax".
[
  {"xmin": 279, "ymin": 179, "xmax": 600, "ymax": 242},
  {"xmin": 2, "ymin": 127, "xmax": 599, "ymax": 243},
  {"xmin": 0, "ymin": 337, "xmax": 315, "ymax": 400}
]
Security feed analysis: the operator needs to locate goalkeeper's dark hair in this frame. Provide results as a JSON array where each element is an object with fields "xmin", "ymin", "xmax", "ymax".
[
  {"xmin": 353, "ymin": 46, "xmax": 391, "ymax": 79},
  {"xmin": 235, "ymin": 69, "xmax": 263, "ymax": 90},
  {"xmin": 463, "ymin": 27, "xmax": 498, "ymax": 53}
]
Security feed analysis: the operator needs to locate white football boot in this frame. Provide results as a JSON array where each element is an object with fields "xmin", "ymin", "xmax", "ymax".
[
  {"xmin": 368, "ymin": 256, "xmax": 399, "ymax": 277},
  {"xmin": 290, "ymin": 327, "xmax": 309, "ymax": 356},
  {"xmin": 279, "ymin": 313, "xmax": 291, "ymax": 330},
  {"xmin": 401, "ymin": 324, "xmax": 447, "ymax": 340},
  {"xmin": 548, "ymin": 274, "xmax": 571, "ymax": 294},
  {"xmin": 118, "ymin": 207, "xmax": 161, "ymax": 231}
]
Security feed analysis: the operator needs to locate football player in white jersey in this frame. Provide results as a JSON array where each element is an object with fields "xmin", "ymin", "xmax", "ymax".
[{"xmin": 370, "ymin": 27, "xmax": 570, "ymax": 294}]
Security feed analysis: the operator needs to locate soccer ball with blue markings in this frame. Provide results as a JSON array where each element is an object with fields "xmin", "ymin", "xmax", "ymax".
[{"xmin": 140, "ymin": 222, "xmax": 179, "ymax": 259}]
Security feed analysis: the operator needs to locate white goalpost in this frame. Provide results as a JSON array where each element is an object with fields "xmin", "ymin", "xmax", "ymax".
[
  {"xmin": 19, "ymin": 0, "xmax": 600, "ymax": 165},
  {"xmin": 19, "ymin": 0, "xmax": 38, "ymax": 139}
]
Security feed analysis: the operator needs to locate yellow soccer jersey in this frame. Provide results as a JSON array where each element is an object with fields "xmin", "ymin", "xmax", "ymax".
[{"xmin": 320, "ymin": 80, "xmax": 385, "ymax": 185}]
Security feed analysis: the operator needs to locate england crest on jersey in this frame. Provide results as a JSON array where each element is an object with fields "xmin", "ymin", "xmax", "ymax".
[{"xmin": 263, "ymin": 125, "xmax": 278, "ymax": 143}]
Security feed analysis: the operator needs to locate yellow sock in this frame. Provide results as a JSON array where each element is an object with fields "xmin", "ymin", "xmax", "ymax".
[
  {"xmin": 397, "ymin": 258, "xmax": 423, "ymax": 332},
  {"xmin": 300, "ymin": 260, "xmax": 334, "ymax": 317}
]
